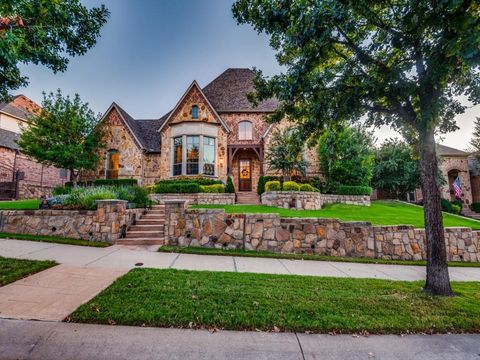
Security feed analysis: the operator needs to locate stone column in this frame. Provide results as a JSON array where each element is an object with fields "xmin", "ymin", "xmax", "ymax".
[
  {"xmin": 164, "ymin": 200, "xmax": 187, "ymax": 245},
  {"xmin": 95, "ymin": 199, "xmax": 128, "ymax": 243}
]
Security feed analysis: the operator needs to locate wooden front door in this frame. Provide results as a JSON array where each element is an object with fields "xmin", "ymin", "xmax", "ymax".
[{"xmin": 238, "ymin": 159, "xmax": 252, "ymax": 191}]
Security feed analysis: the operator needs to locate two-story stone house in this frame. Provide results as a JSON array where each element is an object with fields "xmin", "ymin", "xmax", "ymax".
[{"xmin": 93, "ymin": 68, "xmax": 320, "ymax": 192}]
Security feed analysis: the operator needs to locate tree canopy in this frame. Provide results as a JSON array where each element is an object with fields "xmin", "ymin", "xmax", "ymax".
[
  {"xmin": 317, "ymin": 124, "xmax": 375, "ymax": 191},
  {"xmin": 0, "ymin": 0, "xmax": 109, "ymax": 100},
  {"xmin": 233, "ymin": 0, "xmax": 480, "ymax": 296},
  {"xmin": 372, "ymin": 139, "xmax": 420, "ymax": 199},
  {"xmin": 17, "ymin": 90, "xmax": 106, "ymax": 180}
]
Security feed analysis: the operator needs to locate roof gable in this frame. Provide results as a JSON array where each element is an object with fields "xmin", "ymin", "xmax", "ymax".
[
  {"xmin": 158, "ymin": 81, "xmax": 230, "ymax": 133},
  {"xmin": 0, "ymin": 94, "xmax": 41, "ymax": 120},
  {"xmin": 436, "ymin": 144, "xmax": 469, "ymax": 157}
]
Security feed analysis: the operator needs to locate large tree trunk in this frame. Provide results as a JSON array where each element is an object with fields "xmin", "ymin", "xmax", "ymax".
[{"xmin": 419, "ymin": 129, "xmax": 453, "ymax": 296}]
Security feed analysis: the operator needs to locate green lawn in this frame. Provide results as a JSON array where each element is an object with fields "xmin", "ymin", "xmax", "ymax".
[
  {"xmin": 0, "ymin": 199, "xmax": 40, "ymax": 210},
  {"xmin": 69, "ymin": 268, "xmax": 480, "ymax": 334},
  {"xmin": 0, "ymin": 233, "xmax": 110, "ymax": 247},
  {"xmin": 158, "ymin": 246, "xmax": 480, "ymax": 267},
  {"xmin": 192, "ymin": 201, "xmax": 480, "ymax": 229},
  {"xmin": 0, "ymin": 256, "xmax": 56, "ymax": 286}
]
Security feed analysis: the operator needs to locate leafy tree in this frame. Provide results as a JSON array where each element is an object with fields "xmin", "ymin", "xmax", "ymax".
[
  {"xmin": 0, "ymin": 0, "xmax": 109, "ymax": 100},
  {"xmin": 265, "ymin": 126, "xmax": 307, "ymax": 180},
  {"xmin": 233, "ymin": 0, "xmax": 480, "ymax": 296},
  {"xmin": 17, "ymin": 90, "xmax": 106, "ymax": 183},
  {"xmin": 372, "ymin": 139, "xmax": 420, "ymax": 199},
  {"xmin": 470, "ymin": 117, "xmax": 480, "ymax": 155},
  {"xmin": 317, "ymin": 124, "xmax": 375, "ymax": 192}
]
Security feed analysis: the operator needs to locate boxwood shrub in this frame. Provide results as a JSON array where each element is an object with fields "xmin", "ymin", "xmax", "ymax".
[
  {"xmin": 471, "ymin": 202, "xmax": 480, "ymax": 213},
  {"xmin": 336, "ymin": 185, "xmax": 373, "ymax": 196},
  {"xmin": 282, "ymin": 181, "xmax": 300, "ymax": 191},
  {"xmin": 265, "ymin": 180, "xmax": 281, "ymax": 191},
  {"xmin": 299, "ymin": 184, "xmax": 319, "ymax": 192},
  {"xmin": 200, "ymin": 184, "xmax": 225, "ymax": 193},
  {"xmin": 225, "ymin": 176, "xmax": 235, "ymax": 193},
  {"xmin": 257, "ymin": 176, "xmax": 266, "ymax": 195}
]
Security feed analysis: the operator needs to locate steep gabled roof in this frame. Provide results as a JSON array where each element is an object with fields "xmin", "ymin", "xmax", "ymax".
[
  {"xmin": 436, "ymin": 144, "xmax": 469, "ymax": 157},
  {"xmin": 157, "ymin": 81, "xmax": 231, "ymax": 134},
  {"xmin": 102, "ymin": 103, "xmax": 165, "ymax": 153},
  {"xmin": 0, "ymin": 94, "xmax": 41, "ymax": 120},
  {"xmin": 202, "ymin": 68, "xmax": 279, "ymax": 112}
]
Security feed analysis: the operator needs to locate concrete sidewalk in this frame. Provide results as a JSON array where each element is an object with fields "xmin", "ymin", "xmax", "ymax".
[
  {"xmin": 1, "ymin": 318, "xmax": 479, "ymax": 360},
  {"xmin": 1, "ymin": 238, "xmax": 480, "ymax": 281}
]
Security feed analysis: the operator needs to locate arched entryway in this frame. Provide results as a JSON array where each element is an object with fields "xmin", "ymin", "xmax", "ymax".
[
  {"xmin": 228, "ymin": 145, "xmax": 264, "ymax": 193},
  {"xmin": 447, "ymin": 169, "xmax": 462, "ymax": 202}
]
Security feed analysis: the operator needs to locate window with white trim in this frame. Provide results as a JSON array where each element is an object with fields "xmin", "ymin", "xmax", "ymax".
[
  {"xmin": 203, "ymin": 137, "xmax": 215, "ymax": 176},
  {"xmin": 173, "ymin": 137, "xmax": 183, "ymax": 176},
  {"xmin": 186, "ymin": 135, "xmax": 200, "ymax": 175}
]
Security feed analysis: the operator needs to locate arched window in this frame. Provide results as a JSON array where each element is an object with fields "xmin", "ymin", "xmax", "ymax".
[
  {"xmin": 238, "ymin": 121, "xmax": 253, "ymax": 140},
  {"xmin": 191, "ymin": 105, "xmax": 199, "ymax": 119}
]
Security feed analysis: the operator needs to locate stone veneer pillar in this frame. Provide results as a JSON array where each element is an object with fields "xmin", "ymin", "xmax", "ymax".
[
  {"xmin": 164, "ymin": 200, "xmax": 187, "ymax": 245},
  {"xmin": 95, "ymin": 199, "xmax": 128, "ymax": 242}
]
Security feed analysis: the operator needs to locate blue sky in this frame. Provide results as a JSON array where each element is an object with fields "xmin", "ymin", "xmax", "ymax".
[{"xmin": 18, "ymin": 0, "xmax": 478, "ymax": 149}]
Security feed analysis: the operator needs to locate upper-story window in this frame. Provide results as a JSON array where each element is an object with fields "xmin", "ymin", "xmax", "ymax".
[
  {"xmin": 191, "ymin": 105, "xmax": 199, "ymax": 119},
  {"xmin": 238, "ymin": 120, "xmax": 253, "ymax": 140}
]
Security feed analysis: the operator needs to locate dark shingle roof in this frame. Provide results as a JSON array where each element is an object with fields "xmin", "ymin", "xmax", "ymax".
[
  {"xmin": 112, "ymin": 103, "xmax": 165, "ymax": 153},
  {"xmin": 436, "ymin": 144, "xmax": 469, "ymax": 157},
  {"xmin": 202, "ymin": 68, "xmax": 279, "ymax": 112},
  {"xmin": 0, "ymin": 128, "xmax": 20, "ymax": 150}
]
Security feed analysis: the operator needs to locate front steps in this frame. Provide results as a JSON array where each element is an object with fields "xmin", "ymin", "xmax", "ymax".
[
  {"xmin": 461, "ymin": 206, "xmax": 480, "ymax": 220},
  {"xmin": 115, "ymin": 205, "xmax": 165, "ymax": 245},
  {"xmin": 236, "ymin": 192, "xmax": 261, "ymax": 205}
]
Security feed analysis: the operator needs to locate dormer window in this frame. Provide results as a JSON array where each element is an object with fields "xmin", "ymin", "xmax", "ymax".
[
  {"xmin": 191, "ymin": 105, "xmax": 199, "ymax": 119},
  {"xmin": 238, "ymin": 120, "xmax": 253, "ymax": 140}
]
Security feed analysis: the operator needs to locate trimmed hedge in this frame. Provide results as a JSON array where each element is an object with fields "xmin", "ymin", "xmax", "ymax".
[
  {"xmin": 265, "ymin": 180, "xmax": 281, "ymax": 191},
  {"xmin": 154, "ymin": 182, "xmax": 200, "ymax": 193},
  {"xmin": 282, "ymin": 181, "xmax": 300, "ymax": 191},
  {"xmin": 65, "ymin": 178, "xmax": 138, "ymax": 187},
  {"xmin": 336, "ymin": 185, "xmax": 372, "ymax": 196},
  {"xmin": 200, "ymin": 184, "xmax": 225, "ymax": 193}
]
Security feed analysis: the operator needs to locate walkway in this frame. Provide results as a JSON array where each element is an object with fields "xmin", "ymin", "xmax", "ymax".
[
  {"xmin": 1, "ymin": 318, "xmax": 479, "ymax": 360},
  {"xmin": 1, "ymin": 238, "xmax": 480, "ymax": 281}
]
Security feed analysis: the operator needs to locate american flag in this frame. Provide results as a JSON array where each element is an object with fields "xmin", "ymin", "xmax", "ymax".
[{"xmin": 453, "ymin": 176, "xmax": 462, "ymax": 199}]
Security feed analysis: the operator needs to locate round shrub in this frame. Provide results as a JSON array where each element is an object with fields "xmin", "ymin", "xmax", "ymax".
[
  {"xmin": 265, "ymin": 180, "xmax": 281, "ymax": 191},
  {"xmin": 154, "ymin": 182, "xmax": 200, "ymax": 193},
  {"xmin": 299, "ymin": 184, "xmax": 319, "ymax": 192},
  {"xmin": 440, "ymin": 198, "xmax": 453, "ymax": 213},
  {"xmin": 282, "ymin": 181, "xmax": 300, "ymax": 191},
  {"xmin": 451, "ymin": 203, "xmax": 462, "ymax": 215},
  {"xmin": 471, "ymin": 202, "xmax": 480, "ymax": 213}
]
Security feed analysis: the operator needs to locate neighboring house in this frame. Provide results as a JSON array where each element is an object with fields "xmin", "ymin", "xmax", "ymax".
[
  {"xmin": 373, "ymin": 144, "xmax": 475, "ymax": 205},
  {"xmin": 0, "ymin": 95, "xmax": 69, "ymax": 199},
  {"xmin": 91, "ymin": 68, "xmax": 320, "ymax": 192}
]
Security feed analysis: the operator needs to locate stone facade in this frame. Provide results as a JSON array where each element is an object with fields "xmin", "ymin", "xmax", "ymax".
[
  {"xmin": 438, "ymin": 155, "xmax": 472, "ymax": 204},
  {"xmin": 0, "ymin": 200, "xmax": 142, "ymax": 243},
  {"xmin": 149, "ymin": 193, "xmax": 235, "ymax": 205},
  {"xmin": 164, "ymin": 201, "xmax": 479, "ymax": 262},
  {"xmin": 261, "ymin": 191, "xmax": 370, "ymax": 210}
]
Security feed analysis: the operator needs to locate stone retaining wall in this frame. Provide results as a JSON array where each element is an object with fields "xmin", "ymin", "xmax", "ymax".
[
  {"xmin": 164, "ymin": 201, "xmax": 479, "ymax": 262},
  {"xmin": 0, "ymin": 200, "xmax": 142, "ymax": 243},
  {"xmin": 149, "ymin": 193, "xmax": 235, "ymax": 205},
  {"xmin": 260, "ymin": 192, "xmax": 370, "ymax": 210}
]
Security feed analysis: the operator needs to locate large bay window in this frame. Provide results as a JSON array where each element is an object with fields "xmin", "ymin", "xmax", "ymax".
[
  {"xmin": 203, "ymin": 136, "xmax": 215, "ymax": 176},
  {"xmin": 172, "ymin": 135, "xmax": 216, "ymax": 176},
  {"xmin": 173, "ymin": 137, "xmax": 183, "ymax": 176},
  {"xmin": 186, "ymin": 136, "xmax": 200, "ymax": 175}
]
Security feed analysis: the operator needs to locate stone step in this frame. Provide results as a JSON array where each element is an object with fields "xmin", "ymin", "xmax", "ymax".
[
  {"xmin": 128, "ymin": 225, "xmax": 164, "ymax": 232},
  {"xmin": 147, "ymin": 210, "xmax": 165, "ymax": 215},
  {"xmin": 136, "ymin": 219, "xmax": 165, "ymax": 225},
  {"xmin": 140, "ymin": 214, "xmax": 165, "ymax": 219},
  {"xmin": 125, "ymin": 230, "xmax": 164, "ymax": 239},
  {"xmin": 116, "ymin": 238, "xmax": 164, "ymax": 245}
]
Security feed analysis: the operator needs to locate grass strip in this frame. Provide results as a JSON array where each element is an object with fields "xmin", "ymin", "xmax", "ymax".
[
  {"xmin": 0, "ymin": 256, "xmax": 56, "ymax": 286},
  {"xmin": 158, "ymin": 245, "xmax": 480, "ymax": 267},
  {"xmin": 0, "ymin": 199, "xmax": 41, "ymax": 210},
  {"xmin": 69, "ymin": 268, "xmax": 480, "ymax": 334},
  {"xmin": 0, "ymin": 232, "xmax": 110, "ymax": 247}
]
